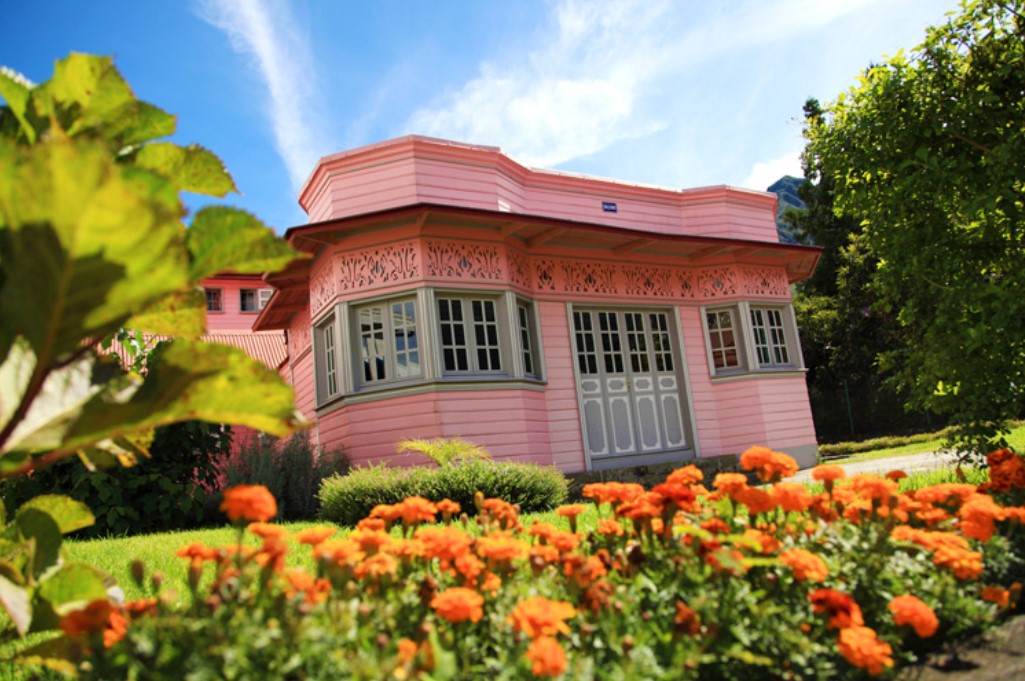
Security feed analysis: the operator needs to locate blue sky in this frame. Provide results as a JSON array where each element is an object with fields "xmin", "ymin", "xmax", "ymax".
[{"xmin": 3, "ymin": 0, "xmax": 960, "ymax": 232}]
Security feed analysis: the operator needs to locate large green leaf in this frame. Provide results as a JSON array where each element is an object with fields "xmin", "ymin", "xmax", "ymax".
[
  {"xmin": 0, "ymin": 138, "xmax": 189, "ymax": 363},
  {"xmin": 0, "ymin": 573, "xmax": 31, "ymax": 635},
  {"xmin": 135, "ymin": 142, "xmax": 236, "ymax": 197},
  {"xmin": 15, "ymin": 509, "xmax": 62, "ymax": 582},
  {"xmin": 65, "ymin": 340, "xmax": 305, "ymax": 446},
  {"xmin": 0, "ymin": 340, "xmax": 137, "ymax": 458},
  {"xmin": 186, "ymin": 206, "xmax": 305, "ymax": 282},
  {"xmin": 37, "ymin": 563, "xmax": 108, "ymax": 619},
  {"xmin": 125, "ymin": 288, "xmax": 207, "ymax": 339},
  {"xmin": 13, "ymin": 635, "xmax": 79, "ymax": 676},
  {"xmin": 17, "ymin": 496, "xmax": 94, "ymax": 535},
  {"xmin": 0, "ymin": 67, "xmax": 36, "ymax": 143}
]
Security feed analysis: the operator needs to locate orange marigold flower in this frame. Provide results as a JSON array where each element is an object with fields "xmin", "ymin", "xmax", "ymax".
[
  {"xmin": 415, "ymin": 525, "xmax": 474, "ymax": 563},
  {"xmin": 981, "ymin": 586, "xmax": 1010, "ymax": 608},
  {"xmin": 597, "ymin": 518, "xmax": 625, "ymax": 537},
  {"xmin": 652, "ymin": 482, "xmax": 699, "ymax": 511},
  {"xmin": 123, "ymin": 598, "xmax": 159, "ymax": 618},
  {"xmin": 772, "ymin": 482, "xmax": 813, "ymax": 513},
  {"xmin": 849, "ymin": 474, "xmax": 898, "ymax": 502},
  {"xmin": 740, "ymin": 446, "xmax": 799, "ymax": 483},
  {"xmin": 354, "ymin": 552, "xmax": 399, "ymax": 581},
  {"xmin": 248, "ymin": 522, "xmax": 288, "ymax": 541},
  {"xmin": 295, "ymin": 526, "xmax": 336, "ymax": 546},
  {"xmin": 735, "ymin": 487, "xmax": 776, "ymax": 515},
  {"xmin": 482, "ymin": 498, "xmax": 520, "ymax": 528},
  {"xmin": 812, "ymin": 465, "xmax": 847, "ymax": 482},
  {"xmin": 397, "ymin": 637, "xmax": 418, "ymax": 662},
  {"xmin": 430, "ymin": 587, "xmax": 485, "ymax": 624},
  {"xmin": 889, "ymin": 594, "xmax": 938, "ymax": 638},
  {"xmin": 884, "ymin": 470, "xmax": 908, "ymax": 482},
  {"xmin": 350, "ymin": 528, "xmax": 394, "ymax": 555},
  {"xmin": 369, "ymin": 504, "xmax": 399, "ymax": 522},
  {"xmin": 809, "ymin": 589, "xmax": 864, "ymax": 629},
  {"xmin": 667, "ymin": 464, "xmax": 704, "ymax": 486},
  {"xmin": 985, "ymin": 449, "xmax": 1025, "ymax": 492},
  {"xmin": 548, "ymin": 529, "xmax": 581, "ymax": 553},
  {"xmin": 674, "ymin": 600, "xmax": 701, "ymax": 636},
  {"xmin": 738, "ymin": 529, "xmax": 780, "ymax": 555},
  {"xmin": 713, "ymin": 472, "xmax": 749, "ymax": 495},
  {"xmin": 581, "ymin": 481, "xmax": 644, "ymax": 506},
  {"xmin": 477, "ymin": 532, "xmax": 530, "ymax": 563},
  {"xmin": 393, "ymin": 496, "xmax": 438, "ymax": 525},
  {"xmin": 837, "ymin": 626, "xmax": 894, "ymax": 676},
  {"xmin": 220, "ymin": 485, "xmax": 277, "ymax": 522},
  {"xmin": 175, "ymin": 542, "xmax": 217, "ymax": 567},
  {"xmin": 700, "ymin": 518, "xmax": 730, "ymax": 534},
  {"xmin": 526, "ymin": 635, "xmax": 568, "ymax": 678},
  {"xmin": 933, "ymin": 546, "xmax": 985, "ymax": 580},
  {"xmin": 480, "ymin": 571, "xmax": 502, "ymax": 594},
  {"xmin": 958, "ymin": 494, "xmax": 1006, "ymax": 542},
  {"xmin": 556, "ymin": 504, "xmax": 586, "ymax": 518},
  {"xmin": 615, "ymin": 491, "xmax": 665, "ymax": 521},
  {"xmin": 507, "ymin": 597, "xmax": 576, "ymax": 638},
  {"xmin": 60, "ymin": 599, "xmax": 114, "ymax": 636},
  {"xmin": 455, "ymin": 552, "xmax": 485, "ymax": 584},
  {"xmin": 914, "ymin": 483, "xmax": 977, "ymax": 507},
  {"xmin": 436, "ymin": 498, "xmax": 461, "ymax": 516},
  {"xmin": 315, "ymin": 538, "xmax": 365, "ymax": 566},
  {"xmin": 780, "ymin": 548, "xmax": 829, "ymax": 582}
]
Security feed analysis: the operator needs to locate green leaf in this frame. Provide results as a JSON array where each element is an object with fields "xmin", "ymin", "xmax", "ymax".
[
  {"xmin": 65, "ymin": 340, "xmax": 306, "ymax": 446},
  {"xmin": 125, "ymin": 288, "xmax": 207, "ymax": 338},
  {"xmin": 186, "ymin": 206, "xmax": 305, "ymax": 283},
  {"xmin": 15, "ymin": 509, "xmax": 62, "ymax": 581},
  {"xmin": 0, "ymin": 138, "xmax": 189, "ymax": 363},
  {"xmin": 0, "ymin": 340, "xmax": 137, "ymax": 457},
  {"xmin": 0, "ymin": 573, "xmax": 31, "ymax": 635},
  {"xmin": 135, "ymin": 142, "xmax": 236, "ymax": 197},
  {"xmin": 427, "ymin": 625, "xmax": 458, "ymax": 680},
  {"xmin": 12, "ymin": 635, "xmax": 79, "ymax": 676},
  {"xmin": 16, "ymin": 496, "xmax": 94, "ymax": 535},
  {"xmin": 37, "ymin": 563, "xmax": 108, "ymax": 616},
  {"xmin": 0, "ymin": 67, "xmax": 36, "ymax": 143}
]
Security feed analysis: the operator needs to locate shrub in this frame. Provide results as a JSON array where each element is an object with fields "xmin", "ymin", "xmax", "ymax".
[
  {"xmin": 0, "ymin": 421, "xmax": 232, "ymax": 537},
  {"xmin": 225, "ymin": 432, "xmax": 348, "ymax": 521},
  {"xmin": 318, "ymin": 458, "xmax": 568, "ymax": 526}
]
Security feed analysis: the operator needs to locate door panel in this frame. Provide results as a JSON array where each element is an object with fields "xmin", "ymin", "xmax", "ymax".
[{"xmin": 573, "ymin": 308, "xmax": 689, "ymax": 460}]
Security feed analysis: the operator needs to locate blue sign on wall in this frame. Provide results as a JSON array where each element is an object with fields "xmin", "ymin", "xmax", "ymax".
[{"xmin": 602, "ymin": 201, "xmax": 618, "ymax": 213}]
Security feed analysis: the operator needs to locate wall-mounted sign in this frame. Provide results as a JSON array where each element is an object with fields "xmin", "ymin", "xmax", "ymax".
[{"xmin": 602, "ymin": 201, "xmax": 618, "ymax": 213}]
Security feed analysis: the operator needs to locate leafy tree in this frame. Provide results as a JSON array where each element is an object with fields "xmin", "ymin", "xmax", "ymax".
[
  {"xmin": 0, "ymin": 53, "xmax": 307, "ymax": 643},
  {"xmin": 802, "ymin": 0, "xmax": 1025, "ymax": 454}
]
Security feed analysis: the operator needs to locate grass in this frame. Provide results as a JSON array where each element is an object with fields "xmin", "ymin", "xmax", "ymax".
[{"xmin": 820, "ymin": 421, "xmax": 1025, "ymax": 463}]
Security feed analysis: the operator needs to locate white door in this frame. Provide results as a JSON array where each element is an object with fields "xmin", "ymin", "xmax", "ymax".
[{"xmin": 572, "ymin": 309, "xmax": 688, "ymax": 460}]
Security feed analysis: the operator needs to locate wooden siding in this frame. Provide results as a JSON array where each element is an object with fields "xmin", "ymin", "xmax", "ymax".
[{"xmin": 539, "ymin": 301, "xmax": 586, "ymax": 472}]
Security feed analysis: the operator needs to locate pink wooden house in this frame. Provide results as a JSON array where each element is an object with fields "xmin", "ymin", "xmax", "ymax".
[{"xmin": 253, "ymin": 136, "xmax": 822, "ymax": 472}]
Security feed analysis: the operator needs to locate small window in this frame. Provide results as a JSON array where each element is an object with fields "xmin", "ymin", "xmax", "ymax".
[
  {"xmin": 314, "ymin": 315, "xmax": 340, "ymax": 403},
  {"xmin": 356, "ymin": 297, "xmax": 420, "ymax": 386},
  {"xmin": 258, "ymin": 288, "xmax": 273, "ymax": 310},
  {"xmin": 750, "ymin": 307, "xmax": 792, "ymax": 368},
  {"xmin": 240, "ymin": 289, "xmax": 258, "ymax": 312},
  {"xmin": 437, "ymin": 296, "xmax": 504, "ymax": 374},
  {"xmin": 517, "ymin": 301, "xmax": 540, "ymax": 378},
  {"xmin": 205, "ymin": 288, "xmax": 223, "ymax": 312},
  {"xmin": 705, "ymin": 308, "xmax": 742, "ymax": 371}
]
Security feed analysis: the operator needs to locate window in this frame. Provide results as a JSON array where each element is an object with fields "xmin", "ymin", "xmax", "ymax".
[
  {"xmin": 750, "ymin": 307, "xmax": 791, "ymax": 367},
  {"xmin": 205, "ymin": 288, "xmax": 223, "ymax": 312},
  {"xmin": 240, "ymin": 289, "xmax": 258, "ymax": 312},
  {"xmin": 356, "ymin": 298, "xmax": 420, "ymax": 386},
  {"xmin": 314, "ymin": 315, "xmax": 340, "ymax": 403},
  {"xmin": 258, "ymin": 288, "xmax": 274, "ymax": 310},
  {"xmin": 517, "ymin": 300, "xmax": 540, "ymax": 378},
  {"xmin": 705, "ymin": 308, "xmax": 742, "ymax": 371},
  {"xmin": 703, "ymin": 304, "xmax": 799, "ymax": 376},
  {"xmin": 437, "ymin": 297, "xmax": 504, "ymax": 374}
]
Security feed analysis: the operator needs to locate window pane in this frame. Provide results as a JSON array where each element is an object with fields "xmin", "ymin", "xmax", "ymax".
[
  {"xmin": 205, "ymin": 288, "xmax": 223, "ymax": 312},
  {"xmin": 240, "ymin": 289, "xmax": 257, "ymax": 312}
]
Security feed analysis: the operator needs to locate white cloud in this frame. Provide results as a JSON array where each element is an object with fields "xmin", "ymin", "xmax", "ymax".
[
  {"xmin": 741, "ymin": 150, "xmax": 804, "ymax": 192},
  {"xmin": 402, "ymin": 0, "xmax": 886, "ymax": 169},
  {"xmin": 195, "ymin": 0, "xmax": 324, "ymax": 191}
]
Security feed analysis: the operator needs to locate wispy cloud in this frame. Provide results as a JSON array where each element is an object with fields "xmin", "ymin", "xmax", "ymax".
[
  {"xmin": 195, "ymin": 0, "xmax": 324, "ymax": 191},
  {"xmin": 403, "ymin": 0, "xmax": 885, "ymax": 169},
  {"xmin": 742, "ymin": 149, "xmax": 804, "ymax": 192}
]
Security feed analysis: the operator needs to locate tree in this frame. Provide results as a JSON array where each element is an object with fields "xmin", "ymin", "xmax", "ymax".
[
  {"xmin": 0, "ymin": 53, "xmax": 307, "ymax": 642},
  {"xmin": 802, "ymin": 0, "xmax": 1025, "ymax": 455}
]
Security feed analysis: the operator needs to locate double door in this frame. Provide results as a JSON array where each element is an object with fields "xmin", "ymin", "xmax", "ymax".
[{"xmin": 572, "ymin": 308, "xmax": 689, "ymax": 460}]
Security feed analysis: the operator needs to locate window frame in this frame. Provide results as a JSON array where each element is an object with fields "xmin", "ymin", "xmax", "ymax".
[
  {"xmin": 313, "ymin": 313, "xmax": 342, "ymax": 405},
  {"xmin": 352, "ymin": 296, "xmax": 422, "ymax": 389},
  {"xmin": 515, "ymin": 298, "xmax": 542, "ymax": 380},
  {"xmin": 257, "ymin": 288, "xmax": 274, "ymax": 310},
  {"xmin": 701, "ymin": 302, "xmax": 802, "ymax": 378},
  {"xmin": 240, "ymin": 288, "xmax": 259, "ymax": 313},
  {"xmin": 205, "ymin": 287, "xmax": 224, "ymax": 313},
  {"xmin": 434, "ymin": 293, "xmax": 510, "ymax": 377}
]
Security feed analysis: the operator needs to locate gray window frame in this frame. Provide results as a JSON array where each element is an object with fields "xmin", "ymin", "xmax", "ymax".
[
  {"xmin": 205, "ymin": 287, "xmax": 224, "ymax": 313},
  {"xmin": 353, "ymin": 296, "xmax": 422, "ymax": 389},
  {"xmin": 701, "ymin": 302, "xmax": 802, "ymax": 378}
]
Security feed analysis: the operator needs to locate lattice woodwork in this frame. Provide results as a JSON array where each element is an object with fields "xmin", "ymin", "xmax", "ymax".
[
  {"xmin": 741, "ymin": 266, "xmax": 790, "ymax": 297},
  {"xmin": 623, "ymin": 265, "xmax": 674, "ymax": 297},
  {"xmin": 337, "ymin": 242, "xmax": 420, "ymax": 292},
  {"xmin": 426, "ymin": 241, "xmax": 502, "ymax": 280},
  {"xmin": 561, "ymin": 261, "xmax": 618, "ymax": 294}
]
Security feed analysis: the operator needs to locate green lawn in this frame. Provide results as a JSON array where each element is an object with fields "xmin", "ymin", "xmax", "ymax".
[{"xmin": 826, "ymin": 422, "xmax": 1025, "ymax": 463}]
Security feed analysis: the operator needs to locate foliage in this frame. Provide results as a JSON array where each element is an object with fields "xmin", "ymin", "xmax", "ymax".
[
  {"xmin": 319, "ymin": 458, "xmax": 569, "ymax": 526},
  {"xmin": 818, "ymin": 428, "xmax": 957, "ymax": 459},
  {"xmin": 37, "ymin": 447, "xmax": 1025, "ymax": 679},
  {"xmin": 224, "ymin": 433, "xmax": 348, "ymax": 521},
  {"xmin": 1, "ymin": 420, "xmax": 233, "ymax": 537},
  {"xmin": 397, "ymin": 437, "xmax": 492, "ymax": 467},
  {"xmin": 0, "ymin": 53, "xmax": 304, "ymax": 645},
  {"xmin": 802, "ymin": 0, "xmax": 1025, "ymax": 457}
]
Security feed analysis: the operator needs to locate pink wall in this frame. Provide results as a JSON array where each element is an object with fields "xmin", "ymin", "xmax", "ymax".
[
  {"xmin": 203, "ymin": 276, "xmax": 275, "ymax": 332},
  {"xmin": 300, "ymin": 136, "xmax": 779, "ymax": 244}
]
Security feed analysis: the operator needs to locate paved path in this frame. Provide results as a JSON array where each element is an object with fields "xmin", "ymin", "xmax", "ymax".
[{"xmin": 791, "ymin": 450, "xmax": 959, "ymax": 483}]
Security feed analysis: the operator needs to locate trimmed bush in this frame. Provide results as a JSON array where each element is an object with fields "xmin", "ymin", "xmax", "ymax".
[
  {"xmin": 818, "ymin": 428, "xmax": 956, "ymax": 459},
  {"xmin": 225, "ymin": 433, "xmax": 348, "ymax": 521},
  {"xmin": 318, "ymin": 458, "xmax": 568, "ymax": 526}
]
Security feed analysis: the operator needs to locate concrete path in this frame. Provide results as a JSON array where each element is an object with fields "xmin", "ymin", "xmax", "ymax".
[{"xmin": 791, "ymin": 450, "xmax": 960, "ymax": 483}]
